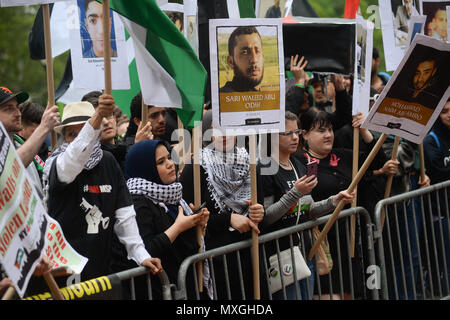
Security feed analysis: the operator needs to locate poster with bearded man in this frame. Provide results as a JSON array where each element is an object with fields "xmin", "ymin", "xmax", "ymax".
[
  {"xmin": 209, "ymin": 19, "xmax": 285, "ymax": 133},
  {"xmin": 362, "ymin": 34, "xmax": 450, "ymax": 144}
]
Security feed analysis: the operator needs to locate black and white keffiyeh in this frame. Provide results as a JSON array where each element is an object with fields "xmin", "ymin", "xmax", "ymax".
[
  {"xmin": 200, "ymin": 146, "xmax": 251, "ymax": 215},
  {"xmin": 126, "ymin": 177, "xmax": 193, "ymax": 215}
]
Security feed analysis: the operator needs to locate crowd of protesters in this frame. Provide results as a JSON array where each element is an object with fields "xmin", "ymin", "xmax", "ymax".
[{"xmin": 0, "ymin": 44, "xmax": 449, "ymax": 300}]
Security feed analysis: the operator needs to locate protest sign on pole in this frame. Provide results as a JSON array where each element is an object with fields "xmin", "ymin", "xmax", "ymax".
[
  {"xmin": 421, "ymin": 0, "xmax": 450, "ymax": 43},
  {"xmin": 210, "ymin": 18, "xmax": 285, "ymax": 299},
  {"xmin": 255, "ymin": 0, "xmax": 292, "ymax": 18},
  {"xmin": 406, "ymin": 15, "xmax": 427, "ymax": 47},
  {"xmin": 362, "ymin": 34, "xmax": 450, "ymax": 144},
  {"xmin": 349, "ymin": 15, "xmax": 373, "ymax": 257},
  {"xmin": 210, "ymin": 18, "xmax": 285, "ymax": 133},
  {"xmin": 311, "ymin": 34, "xmax": 450, "ymax": 260},
  {"xmin": 0, "ymin": 122, "xmax": 87, "ymax": 298},
  {"xmin": 379, "ymin": 0, "xmax": 421, "ymax": 71},
  {"xmin": 66, "ymin": 0, "xmax": 129, "ymax": 92}
]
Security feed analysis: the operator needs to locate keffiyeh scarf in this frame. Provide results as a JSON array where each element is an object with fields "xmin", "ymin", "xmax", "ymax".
[
  {"xmin": 49, "ymin": 140, "xmax": 104, "ymax": 171},
  {"xmin": 200, "ymin": 146, "xmax": 251, "ymax": 215},
  {"xmin": 126, "ymin": 177, "xmax": 192, "ymax": 215},
  {"xmin": 127, "ymin": 176, "xmax": 213, "ymax": 298}
]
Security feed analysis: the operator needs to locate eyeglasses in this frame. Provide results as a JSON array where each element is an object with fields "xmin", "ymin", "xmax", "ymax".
[{"xmin": 279, "ymin": 129, "xmax": 301, "ymax": 136}]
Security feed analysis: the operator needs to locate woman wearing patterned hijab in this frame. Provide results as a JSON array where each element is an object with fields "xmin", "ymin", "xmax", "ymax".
[
  {"xmin": 112, "ymin": 139, "xmax": 212, "ymax": 299},
  {"xmin": 181, "ymin": 110, "xmax": 267, "ymax": 299}
]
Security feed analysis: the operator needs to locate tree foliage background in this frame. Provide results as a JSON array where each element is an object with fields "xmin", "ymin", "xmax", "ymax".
[
  {"xmin": 0, "ymin": 1, "xmax": 389, "ymax": 108},
  {"xmin": 0, "ymin": 5, "xmax": 68, "ymax": 106}
]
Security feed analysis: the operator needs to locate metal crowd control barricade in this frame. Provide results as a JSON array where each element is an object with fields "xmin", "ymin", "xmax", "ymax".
[
  {"xmin": 173, "ymin": 207, "xmax": 379, "ymax": 300},
  {"xmin": 373, "ymin": 180, "xmax": 450, "ymax": 300},
  {"xmin": 111, "ymin": 267, "xmax": 173, "ymax": 300}
]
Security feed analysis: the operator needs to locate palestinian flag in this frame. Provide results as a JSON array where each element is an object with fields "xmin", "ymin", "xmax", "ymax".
[{"xmin": 100, "ymin": 0, "xmax": 207, "ymax": 128}]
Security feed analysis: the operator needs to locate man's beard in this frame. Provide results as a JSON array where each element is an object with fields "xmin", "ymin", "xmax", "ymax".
[{"xmin": 232, "ymin": 63, "xmax": 264, "ymax": 90}]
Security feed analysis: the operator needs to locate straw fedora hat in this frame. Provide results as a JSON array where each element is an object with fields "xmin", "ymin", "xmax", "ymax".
[{"xmin": 54, "ymin": 101, "xmax": 95, "ymax": 134}]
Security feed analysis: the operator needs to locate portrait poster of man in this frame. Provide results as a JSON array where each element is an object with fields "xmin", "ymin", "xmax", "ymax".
[
  {"xmin": 68, "ymin": 0, "xmax": 129, "ymax": 90},
  {"xmin": 352, "ymin": 15, "xmax": 374, "ymax": 116},
  {"xmin": 421, "ymin": 0, "xmax": 450, "ymax": 42},
  {"xmin": 209, "ymin": 19, "xmax": 285, "ymax": 133},
  {"xmin": 362, "ymin": 34, "xmax": 450, "ymax": 144},
  {"xmin": 161, "ymin": 2, "xmax": 185, "ymax": 34},
  {"xmin": 256, "ymin": 0, "xmax": 291, "ymax": 18},
  {"xmin": 0, "ymin": 0, "xmax": 68, "ymax": 6},
  {"xmin": 379, "ymin": 0, "xmax": 420, "ymax": 71}
]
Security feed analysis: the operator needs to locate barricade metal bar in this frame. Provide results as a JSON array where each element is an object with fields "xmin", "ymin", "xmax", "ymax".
[
  {"xmin": 374, "ymin": 180, "xmax": 450, "ymax": 300},
  {"xmin": 345, "ymin": 218, "xmax": 355, "ymax": 300},
  {"xmin": 236, "ymin": 250, "xmax": 246, "ymax": 300},
  {"xmin": 110, "ymin": 266, "xmax": 172, "ymax": 300},
  {"xmin": 174, "ymin": 207, "xmax": 375, "ymax": 300}
]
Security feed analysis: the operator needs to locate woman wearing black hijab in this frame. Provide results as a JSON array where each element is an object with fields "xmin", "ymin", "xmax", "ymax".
[{"xmin": 111, "ymin": 139, "xmax": 212, "ymax": 299}]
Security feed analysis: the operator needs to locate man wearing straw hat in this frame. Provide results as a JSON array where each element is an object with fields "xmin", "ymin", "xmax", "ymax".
[{"xmin": 42, "ymin": 94, "xmax": 162, "ymax": 282}]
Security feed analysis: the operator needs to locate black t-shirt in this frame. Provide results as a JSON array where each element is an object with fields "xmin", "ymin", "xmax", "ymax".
[
  {"xmin": 260, "ymin": 157, "xmax": 311, "ymax": 255},
  {"xmin": 47, "ymin": 151, "xmax": 132, "ymax": 281}
]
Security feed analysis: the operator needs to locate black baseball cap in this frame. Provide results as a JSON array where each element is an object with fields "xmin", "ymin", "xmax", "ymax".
[{"xmin": 0, "ymin": 87, "xmax": 29, "ymax": 107}]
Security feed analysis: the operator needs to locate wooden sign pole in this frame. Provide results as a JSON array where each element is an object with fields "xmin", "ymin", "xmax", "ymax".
[
  {"xmin": 308, "ymin": 133, "xmax": 387, "ymax": 261},
  {"xmin": 1, "ymin": 287, "xmax": 15, "ymax": 300},
  {"xmin": 350, "ymin": 127, "xmax": 359, "ymax": 258},
  {"xmin": 42, "ymin": 4, "xmax": 57, "ymax": 151},
  {"xmin": 380, "ymin": 136, "xmax": 400, "ymax": 230},
  {"xmin": 177, "ymin": 117, "xmax": 186, "ymax": 174},
  {"xmin": 418, "ymin": 143, "xmax": 425, "ymax": 182},
  {"xmin": 141, "ymin": 99, "xmax": 148, "ymax": 126},
  {"xmin": 43, "ymin": 273, "xmax": 64, "ymax": 300},
  {"xmin": 102, "ymin": 0, "xmax": 112, "ymax": 96},
  {"xmin": 193, "ymin": 125, "xmax": 203, "ymax": 292},
  {"xmin": 249, "ymin": 134, "xmax": 260, "ymax": 299}
]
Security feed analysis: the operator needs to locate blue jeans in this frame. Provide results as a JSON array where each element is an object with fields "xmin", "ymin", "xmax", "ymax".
[{"xmin": 272, "ymin": 260, "xmax": 315, "ymax": 300}]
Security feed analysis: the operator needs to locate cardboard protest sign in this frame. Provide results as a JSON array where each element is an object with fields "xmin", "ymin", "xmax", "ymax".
[
  {"xmin": 282, "ymin": 17, "xmax": 355, "ymax": 75},
  {"xmin": 421, "ymin": 0, "xmax": 450, "ymax": 42},
  {"xmin": 210, "ymin": 18, "xmax": 285, "ymax": 134},
  {"xmin": 67, "ymin": 0, "xmax": 129, "ymax": 90},
  {"xmin": 406, "ymin": 15, "xmax": 427, "ymax": 47},
  {"xmin": 0, "ymin": 123, "xmax": 87, "ymax": 297},
  {"xmin": 352, "ymin": 15, "xmax": 374, "ymax": 116},
  {"xmin": 379, "ymin": 0, "xmax": 421, "ymax": 71},
  {"xmin": 256, "ymin": 0, "xmax": 292, "ymax": 18},
  {"xmin": 448, "ymin": 6, "xmax": 450, "ymax": 40},
  {"xmin": 0, "ymin": 0, "xmax": 68, "ymax": 6},
  {"xmin": 361, "ymin": 34, "xmax": 450, "ymax": 144}
]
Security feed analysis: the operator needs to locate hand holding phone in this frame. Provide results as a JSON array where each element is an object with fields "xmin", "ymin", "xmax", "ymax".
[
  {"xmin": 192, "ymin": 202, "xmax": 207, "ymax": 214},
  {"xmin": 306, "ymin": 160, "xmax": 318, "ymax": 177}
]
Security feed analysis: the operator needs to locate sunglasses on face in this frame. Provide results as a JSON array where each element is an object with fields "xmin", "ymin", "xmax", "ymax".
[{"xmin": 279, "ymin": 129, "xmax": 301, "ymax": 136}]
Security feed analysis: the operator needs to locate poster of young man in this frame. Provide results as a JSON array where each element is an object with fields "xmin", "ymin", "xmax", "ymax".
[
  {"xmin": 68, "ymin": 0, "xmax": 129, "ymax": 90},
  {"xmin": 0, "ymin": 0, "xmax": 68, "ymax": 6},
  {"xmin": 161, "ymin": 2, "xmax": 184, "ymax": 34},
  {"xmin": 209, "ymin": 18, "xmax": 285, "ymax": 134},
  {"xmin": 0, "ymin": 122, "xmax": 87, "ymax": 298},
  {"xmin": 421, "ymin": 0, "xmax": 450, "ymax": 42},
  {"xmin": 352, "ymin": 15, "xmax": 374, "ymax": 116},
  {"xmin": 379, "ymin": 0, "xmax": 421, "ymax": 71},
  {"xmin": 362, "ymin": 34, "xmax": 450, "ymax": 144}
]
